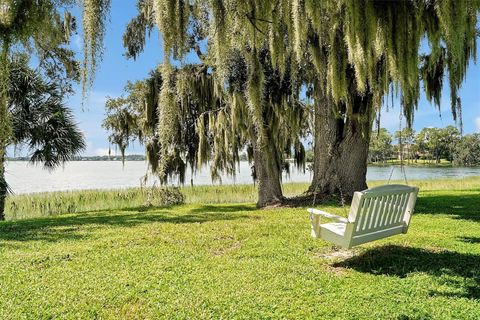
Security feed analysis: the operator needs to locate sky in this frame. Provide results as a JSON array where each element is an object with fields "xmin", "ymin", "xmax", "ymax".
[{"xmin": 37, "ymin": 2, "xmax": 480, "ymax": 156}]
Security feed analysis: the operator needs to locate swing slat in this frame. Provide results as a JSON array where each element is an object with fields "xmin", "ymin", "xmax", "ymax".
[{"xmin": 308, "ymin": 184, "xmax": 419, "ymax": 249}]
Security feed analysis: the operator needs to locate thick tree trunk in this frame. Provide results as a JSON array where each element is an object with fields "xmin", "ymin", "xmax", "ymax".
[
  {"xmin": 308, "ymin": 91, "xmax": 373, "ymax": 199},
  {"xmin": 252, "ymin": 133, "xmax": 284, "ymax": 208},
  {"xmin": 251, "ymin": 126, "xmax": 284, "ymax": 208},
  {"xmin": 250, "ymin": 122, "xmax": 284, "ymax": 208},
  {"xmin": 0, "ymin": 151, "xmax": 6, "ymax": 221}
]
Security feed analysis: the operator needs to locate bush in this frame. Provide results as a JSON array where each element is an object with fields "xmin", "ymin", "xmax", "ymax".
[{"xmin": 144, "ymin": 187, "xmax": 185, "ymax": 207}]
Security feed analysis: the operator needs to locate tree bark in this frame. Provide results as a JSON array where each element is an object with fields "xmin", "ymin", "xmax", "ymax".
[
  {"xmin": 251, "ymin": 129, "xmax": 284, "ymax": 208},
  {"xmin": 0, "ymin": 41, "xmax": 9, "ymax": 221},
  {"xmin": 0, "ymin": 151, "xmax": 6, "ymax": 220},
  {"xmin": 253, "ymin": 146, "xmax": 284, "ymax": 208},
  {"xmin": 308, "ymin": 90, "xmax": 373, "ymax": 199}
]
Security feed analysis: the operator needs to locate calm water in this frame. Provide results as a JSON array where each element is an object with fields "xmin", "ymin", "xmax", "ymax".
[{"xmin": 5, "ymin": 161, "xmax": 480, "ymax": 194}]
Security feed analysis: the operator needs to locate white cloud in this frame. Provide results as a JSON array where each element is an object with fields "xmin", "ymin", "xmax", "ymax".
[
  {"xmin": 94, "ymin": 148, "xmax": 115, "ymax": 156},
  {"xmin": 84, "ymin": 141, "xmax": 113, "ymax": 157},
  {"xmin": 475, "ymin": 117, "xmax": 480, "ymax": 132}
]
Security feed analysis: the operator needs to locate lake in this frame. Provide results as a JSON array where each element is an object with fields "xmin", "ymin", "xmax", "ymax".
[{"xmin": 5, "ymin": 161, "xmax": 480, "ymax": 194}]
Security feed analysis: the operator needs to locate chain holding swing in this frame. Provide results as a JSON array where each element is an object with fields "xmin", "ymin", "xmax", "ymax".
[
  {"xmin": 388, "ymin": 105, "xmax": 409, "ymax": 185},
  {"xmin": 311, "ymin": 100, "xmax": 410, "ymax": 212},
  {"xmin": 311, "ymin": 166, "xmax": 348, "ymax": 215}
]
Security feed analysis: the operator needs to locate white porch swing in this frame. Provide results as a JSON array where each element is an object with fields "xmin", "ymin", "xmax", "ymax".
[
  {"xmin": 308, "ymin": 183, "xmax": 419, "ymax": 249},
  {"xmin": 308, "ymin": 112, "xmax": 419, "ymax": 249}
]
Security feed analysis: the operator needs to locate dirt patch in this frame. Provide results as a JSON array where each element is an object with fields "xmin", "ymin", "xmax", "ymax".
[
  {"xmin": 324, "ymin": 264, "xmax": 350, "ymax": 276},
  {"xmin": 312, "ymin": 247, "xmax": 357, "ymax": 275},
  {"xmin": 210, "ymin": 241, "xmax": 242, "ymax": 256},
  {"xmin": 320, "ymin": 250, "xmax": 355, "ymax": 260},
  {"xmin": 317, "ymin": 249, "xmax": 356, "ymax": 260}
]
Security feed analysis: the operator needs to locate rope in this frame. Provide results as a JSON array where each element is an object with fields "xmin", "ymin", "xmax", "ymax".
[
  {"xmin": 311, "ymin": 167, "xmax": 347, "ymax": 215},
  {"xmin": 310, "ymin": 173, "xmax": 347, "ymax": 250},
  {"xmin": 387, "ymin": 165, "xmax": 395, "ymax": 184},
  {"xmin": 337, "ymin": 179, "xmax": 348, "ymax": 215},
  {"xmin": 312, "ymin": 184, "xmax": 318, "ymax": 207},
  {"xmin": 401, "ymin": 163, "xmax": 409, "ymax": 185}
]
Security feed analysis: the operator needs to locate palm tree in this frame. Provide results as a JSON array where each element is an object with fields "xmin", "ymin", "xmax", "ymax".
[{"xmin": 0, "ymin": 57, "xmax": 85, "ymax": 220}]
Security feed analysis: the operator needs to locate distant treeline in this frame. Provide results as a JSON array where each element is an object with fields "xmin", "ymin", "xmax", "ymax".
[
  {"xmin": 8, "ymin": 153, "xmax": 263, "ymax": 163},
  {"xmin": 304, "ymin": 126, "xmax": 480, "ymax": 167},
  {"xmin": 368, "ymin": 126, "xmax": 480, "ymax": 166},
  {"xmin": 7, "ymin": 155, "xmax": 147, "ymax": 162}
]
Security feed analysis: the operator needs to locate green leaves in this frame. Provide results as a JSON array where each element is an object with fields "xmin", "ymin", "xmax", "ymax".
[
  {"xmin": 116, "ymin": 0, "xmax": 479, "ymax": 192},
  {"xmin": 453, "ymin": 134, "xmax": 480, "ymax": 167},
  {"xmin": 8, "ymin": 57, "xmax": 86, "ymax": 169}
]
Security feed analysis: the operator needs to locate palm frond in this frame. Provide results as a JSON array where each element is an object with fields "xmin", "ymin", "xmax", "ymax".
[{"xmin": 8, "ymin": 57, "xmax": 86, "ymax": 170}]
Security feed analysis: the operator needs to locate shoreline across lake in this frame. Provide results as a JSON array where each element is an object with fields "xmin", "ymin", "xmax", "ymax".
[{"xmin": 6, "ymin": 160, "xmax": 480, "ymax": 195}]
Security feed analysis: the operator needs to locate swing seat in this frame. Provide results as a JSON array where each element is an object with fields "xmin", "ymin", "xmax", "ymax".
[{"xmin": 308, "ymin": 184, "xmax": 419, "ymax": 249}]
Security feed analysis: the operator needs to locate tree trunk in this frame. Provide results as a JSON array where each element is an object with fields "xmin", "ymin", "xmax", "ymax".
[
  {"xmin": 308, "ymin": 90, "xmax": 372, "ymax": 199},
  {"xmin": 251, "ymin": 130, "xmax": 284, "ymax": 208},
  {"xmin": 0, "ymin": 151, "xmax": 6, "ymax": 221},
  {"xmin": 0, "ymin": 42, "xmax": 10, "ymax": 221}
]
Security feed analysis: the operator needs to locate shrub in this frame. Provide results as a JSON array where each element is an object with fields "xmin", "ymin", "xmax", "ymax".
[{"xmin": 144, "ymin": 187, "xmax": 185, "ymax": 207}]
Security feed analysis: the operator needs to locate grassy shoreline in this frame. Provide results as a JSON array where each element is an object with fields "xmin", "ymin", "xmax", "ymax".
[
  {"xmin": 5, "ymin": 176, "xmax": 480, "ymax": 221},
  {"xmin": 0, "ymin": 176, "xmax": 479, "ymax": 318}
]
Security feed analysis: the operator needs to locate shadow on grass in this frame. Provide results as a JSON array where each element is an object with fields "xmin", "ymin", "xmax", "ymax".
[
  {"xmin": 189, "ymin": 204, "xmax": 256, "ymax": 213},
  {"xmin": 0, "ymin": 204, "xmax": 252, "ymax": 243},
  {"xmin": 414, "ymin": 193, "xmax": 480, "ymax": 222},
  {"xmin": 292, "ymin": 191, "xmax": 480, "ymax": 221},
  {"xmin": 457, "ymin": 236, "xmax": 480, "ymax": 244},
  {"xmin": 333, "ymin": 245, "xmax": 480, "ymax": 299}
]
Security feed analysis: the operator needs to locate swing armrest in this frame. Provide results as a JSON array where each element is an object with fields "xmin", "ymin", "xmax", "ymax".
[{"xmin": 308, "ymin": 208, "xmax": 349, "ymax": 223}]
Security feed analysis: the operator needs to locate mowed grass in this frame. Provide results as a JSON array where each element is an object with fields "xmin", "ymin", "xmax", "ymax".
[{"xmin": 0, "ymin": 178, "xmax": 479, "ymax": 319}]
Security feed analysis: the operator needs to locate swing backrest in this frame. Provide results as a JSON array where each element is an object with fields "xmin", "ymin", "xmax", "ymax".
[{"xmin": 346, "ymin": 184, "xmax": 419, "ymax": 247}]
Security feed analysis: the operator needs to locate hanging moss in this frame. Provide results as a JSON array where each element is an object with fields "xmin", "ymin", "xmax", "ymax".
[
  {"xmin": 82, "ymin": 0, "xmax": 111, "ymax": 96},
  {"xmin": 108, "ymin": 0, "xmax": 480, "ymax": 186},
  {"xmin": 25, "ymin": 0, "xmax": 469, "ymax": 137},
  {"xmin": 0, "ymin": 0, "xmax": 16, "ymax": 28},
  {"xmin": 153, "ymin": 0, "xmax": 190, "ymax": 60}
]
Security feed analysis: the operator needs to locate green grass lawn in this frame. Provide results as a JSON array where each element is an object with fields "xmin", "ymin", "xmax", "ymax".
[{"xmin": 1, "ymin": 178, "xmax": 480, "ymax": 319}]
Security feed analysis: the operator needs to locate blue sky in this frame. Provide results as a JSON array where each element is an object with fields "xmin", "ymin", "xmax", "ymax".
[{"xmin": 61, "ymin": 2, "xmax": 480, "ymax": 156}]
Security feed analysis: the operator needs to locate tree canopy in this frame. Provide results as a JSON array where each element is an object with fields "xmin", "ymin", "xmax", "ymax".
[
  {"xmin": 0, "ymin": 56, "xmax": 85, "ymax": 219},
  {"xmin": 453, "ymin": 134, "xmax": 480, "ymax": 167},
  {"xmin": 0, "ymin": 1, "xmax": 85, "ymax": 218},
  {"xmin": 5, "ymin": 1, "xmax": 478, "ymax": 206},
  {"xmin": 0, "ymin": 0, "xmax": 79, "ymax": 163},
  {"xmin": 123, "ymin": 0, "xmax": 479, "ymax": 126},
  {"xmin": 8, "ymin": 56, "xmax": 85, "ymax": 168},
  {"xmin": 369, "ymin": 128, "xmax": 393, "ymax": 163},
  {"xmin": 100, "ymin": 0, "xmax": 479, "ymax": 204}
]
